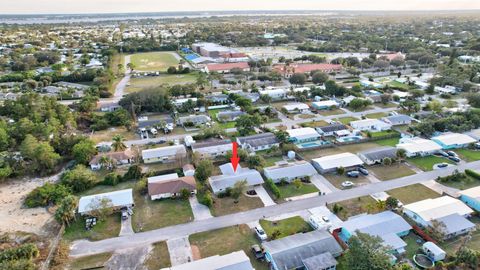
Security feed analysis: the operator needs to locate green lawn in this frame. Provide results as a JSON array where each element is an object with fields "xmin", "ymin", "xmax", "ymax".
[
  {"xmin": 455, "ymin": 149, "xmax": 480, "ymax": 162},
  {"xmin": 317, "ymin": 109, "xmax": 345, "ymax": 116},
  {"xmin": 69, "ymin": 252, "xmax": 112, "ymax": 270},
  {"xmin": 375, "ymin": 137, "xmax": 400, "ymax": 147},
  {"xmin": 130, "ymin": 51, "xmax": 179, "ymax": 72},
  {"xmin": 259, "ymin": 216, "xmax": 312, "ymax": 240},
  {"xmin": 335, "ymin": 117, "xmax": 358, "ymax": 125},
  {"xmin": 276, "ymin": 182, "xmax": 319, "ymax": 198},
  {"xmin": 388, "ymin": 81, "xmax": 411, "ymax": 91},
  {"xmin": 125, "ymin": 74, "xmax": 198, "ymax": 93},
  {"xmin": 132, "ymin": 196, "xmax": 194, "ymax": 232},
  {"xmin": 387, "ymin": 184, "xmax": 441, "ymax": 204},
  {"xmin": 189, "ymin": 225, "xmax": 268, "ymax": 270},
  {"xmin": 219, "ymin": 121, "xmax": 236, "ymax": 129},
  {"xmin": 368, "ymin": 164, "xmax": 416, "ymax": 180},
  {"xmin": 211, "ymin": 194, "xmax": 264, "ymax": 216},
  {"xmin": 369, "ymin": 130, "xmax": 399, "ymax": 138},
  {"xmin": 437, "ymin": 175, "xmax": 480, "ymax": 190},
  {"xmin": 144, "ymin": 242, "xmax": 171, "ymax": 270},
  {"xmin": 407, "ymin": 156, "xmax": 453, "ymax": 171},
  {"xmin": 328, "ymin": 196, "xmax": 381, "ymax": 221},
  {"xmin": 264, "ymin": 156, "xmax": 284, "ymax": 167},
  {"xmin": 301, "ymin": 120, "xmax": 329, "ymax": 128},
  {"xmin": 403, "ymin": 233, "xmax": 423, "ymax": 259},
  {"xmin": 365, "ymin": 112, "xmax": 388, "ymax": 119},
  {"xmin": 63, "ymin": 214, "xmax": 121, "ymax": 242}
]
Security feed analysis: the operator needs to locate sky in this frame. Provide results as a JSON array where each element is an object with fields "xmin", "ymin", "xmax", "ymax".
[{"xmin": 2, "ymin": 0, "xmax": 480, "ymax": 14}]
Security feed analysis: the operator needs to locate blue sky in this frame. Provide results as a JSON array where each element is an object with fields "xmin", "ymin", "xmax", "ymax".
[{"xmin": 2, "ymin": 0, "xmax": 479, "ymax": 14}]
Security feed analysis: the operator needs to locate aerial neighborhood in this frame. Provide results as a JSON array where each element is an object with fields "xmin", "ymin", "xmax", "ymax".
[{"xmin": 0, "ymin": 7, "xmax": 480, "ymax": 270}]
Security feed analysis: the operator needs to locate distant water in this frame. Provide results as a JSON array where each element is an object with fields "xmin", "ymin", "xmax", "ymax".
[{"xmin": 0, "ymin": 11, "xmax": 337, "ymax": 24}]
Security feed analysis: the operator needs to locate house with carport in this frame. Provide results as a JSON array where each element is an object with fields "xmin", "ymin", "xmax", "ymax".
[
  {"xmin": 357, "ymin": 146, "xmax": 398, "ymax": 165},
  {"xmin": 431, "ymin": 132, "xmax": 477, "ymax": 149},
  {"xmin": 396, "ymin": 137, "xmax": 442, "ymax": 157},
  {"xmin": 312, "ymin": 153, "xmax": 363, "ymax": 173},
  {"xmin": 208, "ymin": 163, "xmax": 264, "ymax": 195}
]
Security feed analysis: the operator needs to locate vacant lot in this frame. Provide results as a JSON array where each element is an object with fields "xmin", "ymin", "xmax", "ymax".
[
  {"xmin": 126, "ymin": 74, "xmax": 198, "ymax": 93},
  {"xmin": 365, "ymin": 112, "xmax": 388, "ymax": 119},
  {"xmin": 334, "ymin": 116, "xmax": 358, "ymax": 125},
  {"xmin": 455, "ymin": 149, "xmax": 480, "ymax": 162},
  {"xmin": 407, "ymin": 156, "xmax": 453, "ymax": 171},
  {"xmin": 189, "ymin": 225, "xmax": 268, "ymax": 270},
  {"xmin": 63, "ymin": 214, "xmax": 121, "ymax": 241},
  {"xmin": 90, "ymin": 126, "xmax": 137, "ymax": 143},
  {"xmin": 368, "ymin": 164, "xmax": 416, "ymax": 180},
  {"xmin": 300, "ymin": 142, "xmax": 382, "ymax": 161},
  {"xmin": 132, "ymin": 196, "xmax": 194, "ymax": 232},
  {"xmin": 387, "ymin": 184, "xmax": 440, "ymax": 204},
  {"xmin": 130, "ymin": 52, "xmax": 179, "ymax": 72},
  {"xmin": 301, "ymin": 120, "xmax": 329, "ymax": 128},
  {"xmin": 259, "ymin": 216, "xmax": 312, "ymax": 239},
  {"xmin": 328, "ymin": 196, "xmax": 380, "ymax": 221},
  {"xmin": 317, "ymin": 108, "xmax": 345, "ymax": 116},
  {"xmin": 277, "ymin": 182, "xmax": 319, "ymax": 198},
  {"xmin": 144, "ymin": 242, "xmax": 171, "ymax": 270},
  {"xmin": 69, "ymin": 252, "xmax": 112, "ymax": 270},
  {"xmin": 211, "ymin": 194, "xmax": 264, "ymax": 216},
  {"xmin": 324, "ymin": 173, "xmax": 370, "ymax": 189},
  {"xmin": 437, "ymin": 175, "xmax": 480, "ymax": 190},
  {"xmin": 375, "ymin": 137, "xmax": 399, "ymax": 147}
]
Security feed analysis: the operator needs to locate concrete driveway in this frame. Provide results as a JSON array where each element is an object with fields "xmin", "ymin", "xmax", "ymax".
[
  {"xmin": 119, "ymin": 217, "xmax": 134, "ymax": 236},
  {"xmin": 105, "ymin": 245, "xmax": 151, "ymax": 270},
  {"xmin": 189, "ymin": 196, "xmax": 213, "ymax": 221},
  {"xmin": 167, "ymin": 237, "xmax": 193, "ymax": 266},
  {"xmin": 254, "ymin": 186, "xmax": 276, "ymax": 206},
  {"xmin": 310, "ymin": 174, "xmax": 338, "ymax": 193}
]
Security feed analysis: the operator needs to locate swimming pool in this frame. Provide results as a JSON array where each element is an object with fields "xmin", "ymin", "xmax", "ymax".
[
  {"xmin": 337, "ymin": 136, "xmax": 363, "ymax": 143},
  {"xmin": 297, "ymin": 140, "xmax": 330, "ymax": 149}
]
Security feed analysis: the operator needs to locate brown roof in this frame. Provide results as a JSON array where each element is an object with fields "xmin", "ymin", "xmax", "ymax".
[
  {"xmin": 90, "ymin": 149, "xmax": 134, "ymax": 165},
  {"xmin": 148, "ymin": 176, "xmax": 196, "ymax": 196}
]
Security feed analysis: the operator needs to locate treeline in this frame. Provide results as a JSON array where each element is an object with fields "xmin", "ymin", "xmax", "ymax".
[{"xmin": 410, "ymin": 110, "xmax": 480, "ymax": 136}]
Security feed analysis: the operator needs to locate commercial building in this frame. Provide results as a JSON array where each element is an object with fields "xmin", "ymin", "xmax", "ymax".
[
  {"xmin": 312, "ymin": 153, "xmax": 363, "ymax": 173},
  {"xmin": 205, "ymin": 62, "xmax": 250, "ymax": 73}
]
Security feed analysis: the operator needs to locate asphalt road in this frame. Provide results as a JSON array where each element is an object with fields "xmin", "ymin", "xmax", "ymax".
[{"xmin": 70, "ymin": 160, "xmax": 480, "ymax": 257}]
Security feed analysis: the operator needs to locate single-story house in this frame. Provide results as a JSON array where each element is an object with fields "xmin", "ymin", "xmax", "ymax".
[
  {"xmin": 259, "ymin": 88, "xmax": 288, "ymax": 100},
  {"xmin": 147, "ymin": 173, "xmax": 179, "ymax": 184},
  {"xmin": 177, "ymin": 115, "xmax": 211, "ymax": 126},
  {"xmin": 357, "ymin": 146, "xmax": 398, "ymax": 165},
  {"xmin": 403, "ymin": 196, "xmax": 475, "ymax": 239},
  {"xmin": 339, "ymin": 211, "xmax": 412, "ymax": 254},
  {"xmin": 208, "ymin": 163, "xmax": 264, "ymax": 194},
  {"xmin": 191, "ymin": 139, "xmax": 232, "ymax": 159},
  {"xmin": 381, "ymin": 114, "xmax": 412, "ymax": 126},
  {"xmin": 183, "ymin": 164, "xmax": 195, "ymax": 177},
  {"xmin": 205, "ymin": 93, "xmax": 229, "ymax": 104},
  {"xmin": 431, "ymin": 133, "xmax": 477, "ymax": 150},
  {"xmin": 172, "ymin": 98, "xmax": 198, "ymax": 107},
  {"xmin": 263, "ymin": 161, "xmax": 317, "ymax": 183},
  {"xmin": 142, "ymin": 145, "xmax": 187, "ymax": 164},
  {"xmin": 161, "ymin": 250, "xmax": 254, "ymax": 270},
  {"xmin": 396, "ymin": 137, "xmax": 442, "ymax": 157},
  {"xmin": 282, "ymin": 103, "xmax": 310, "ymax": 113},
  {"xmin": 216, "ymin": 110, "xmax": 246, "ymax": 122},
  {"xmin": 263, "ymin": 230, "xmax": 343, "ymax": 270},
  {"xmin": 236, "ymin": 91, "xmax": 260, "ymax": 103},
  {"xmin": 459, "ymin": 186, "xmax": 480, "ymax": 211},
  {"xmin": 236, "ymin": 132, "xmax": 280, "ymax": 152},
  {"xmin": 78, "ymin": 189, "xmax": 134, "ymax": 215},
  {"xmin": 148, "ymin": 175, "xmax": 196, "ymax": 200},
  {"xmin": 312, "ymin": 100, "xmax": 340, "ymax": 110},
  {"xmin": 98, "ymin": 102, "xmax": 122, "ymax": 112},
  {"xmin": 287, "ymin": 128, "xmax": 321, "ymax": 143},
  {"xmin": 316, "ymin": 124, "xmax": 349, "ymax": 137},
  {"xmin": 89, "ymin": 149, "xmax": 135, "ymax": 170},
  {"xmin": 350, "ymin": 119, "xmax": 392, "ymax": 132},
  {"xmin": 312, "ymin": 153, "xmax": 363, "ymax": 173}
]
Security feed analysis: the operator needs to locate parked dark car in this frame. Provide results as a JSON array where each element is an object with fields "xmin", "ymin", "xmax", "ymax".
[
  {"xmin": 447, "ymin": 151, "xmax": 458, "ymax": 157},
  {"xmin": 449, "ymin": 156, "xmax": 461, "ymax": 163},
  {"xmin": 347, "ymin": 171, "xmax": 360, "ymax": 178},
  {"xmin": 437, "ymin": 163, "xmax": 449, "ymax": 168},
  {"xmin": 358, "ymin": 167, "xmax": 369, "ymax": 176},
  {"xmin": 251, "ymin": 245, "xmax": 265, "ymax": 260}
]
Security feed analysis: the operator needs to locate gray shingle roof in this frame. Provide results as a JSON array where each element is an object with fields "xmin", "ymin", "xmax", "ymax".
[
  {"xmin": 384, "ymin": 114, "xmax": 412, "ymax": 125},
  {"xmin": 358, "ymin": 146, "xmax": 397, "ymax": 161},
  {"xmin": 436, "ymin": 213, "xmax": 475, "ymax": 235},
  {"xmin": 302, "ymin": 252, "xmax": 338, "ymax": 270},
  {"xmin": 316, "ymin": 124, "xmax": 348, "ymax": 133},
  {"xmin": 237, "ymin": 133, "xmax": 279, "ymax": 148},
  {"xmin": 263, "ymin": 230, "xmax": 342, "ymax": 270}
]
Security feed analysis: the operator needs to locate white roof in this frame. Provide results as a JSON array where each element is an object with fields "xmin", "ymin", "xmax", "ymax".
[
  {"xmin": 459, "ymin": 186, "xmax": 480, "ymax": 200},
  {"xmin": 312, "ymin": 153, "xmax": 363, "ymax": 170},
  {"xmin": 312, "ymin": 100, "xmax": 339, "ymax": 107},
  {"xmin": 396, "ymin": 138, "xmax": 442, "ymax": 154},
  {"xmin": 286, "ymin": 128, "xmax": 320, "ymax": 140},
  {"xmin": 350, "ymin": 118, "xmax": 391, "ymax": 129},
  {"xmin": 142, "ymin": 145, "xmax": 186, "ymax": 159},
  {"xmin": 162, "ymin": 250, "xmax": 253, "ymax": 270},
  {"xmin": 263, "ymin": 161, "xmax": 317, "ymax": 180},
  {"xmin": 78, "ymin": 189, "xmax": 133, "ymax": 214},
  {"xmin": 209, "ymin": 163, "xmax": 264, "ymax": 193},
  {"xmin": 404, "ymin": 196, "xmax": 473, "ymax": 222},
  {"xmin": 422, "ymin": 242, "xmax": 446, "ymax": 256},
  {"xmin": 283, "ymin": 103, "xmax": 309, "ymax": 111},
  {"xmin": 147, "ymin": 173, "xmax": 179, "ymax": 184},
  {"xmin": 432, "ymin": 133, "xmax": 476, "ymax": 146}
]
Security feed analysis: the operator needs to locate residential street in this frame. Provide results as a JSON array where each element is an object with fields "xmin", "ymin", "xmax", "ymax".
[{"xmin": 70, "ymin": 160, "xmax": 480, "ymax": 257}]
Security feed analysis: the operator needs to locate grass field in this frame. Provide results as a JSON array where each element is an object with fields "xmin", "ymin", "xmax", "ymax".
[
  {"xmin": 455, "ymin": 149, "xmax": 480, "ymax": 162},
  {"xmin": 130, "ymin": 52, "xmax": 180, "ymax": 72},
  {"xmin": 125, "ymin": 74, "xmax": 198, "ymax": 93},
  {"xmin": 375, "ymin": 137, "xmax": 400, "ymax": 147},
  {"xmin": 368, "ymin": 164, "xmax": 416, "ymax": 180},
  {"xmin": 211, "ymin": 194, "xmax": 264, "ymax": 216},
  {"xmin": 387, "ymin": 184, "xmax": 441, "ymax": 204},
  {"xmin": 335, "ymin": 117, "xmax": 358, "ymax": 125},
  {"xmin": 69, "ymin": 252, "xmax": 112, "ymax": 270},
  {"xmin": 388, "ymin": 81, "xmax": 411, "ymax": 91},
  {"xmin": 299, "ymin": 142, "xmax": 383, "ymax": 161},
  {"xmin": 132, "ymin": 196, "xmax": 194, "ymax": 232},
  {"xmin": 264, "ymin": 155, "xmax": 284, "ymax": 167},
  {"xmin": 403, "ymin": 233, "xmax": 423, "ymax": 259},
  {"xmin": 328, "ymin": 196, "xmax": 380, "ymax": 221},
  {"xmin": 301, "ymin": 120, "xmax": 329, "ymax": 128},
  {"xmin": 90, "ymin": 126, "xmax": 137, "ymax": 144},
  {"xmin": 276, "ymin": 182, "xmax": 319, "ymax": 198},
  {"xmin": 407, "ymin": 156, "xmax": 453, "ymax": 171},
  {"xmin": 365, "ymin": 112, "xmax": 388, "ymax": 119},
  {"xmin": 324, "ymin": 173, "xmax": 370, "ymax": 189},
  {"xmin": 437, "ymin": 175, "xmax": 480, "ymax": 190},
  {"xmin": 144, "ymin": 242, "xmax": 171, "ymax": 270},
  {"xmin": 189, "ymin": 225, "xmax": 268, "ymax": 270},
  {"xmin": 317, "ymin": 109, "xmax": 345, "ymax": 116},
  {"xmin": 369, "ymin": 130, "xmax": 399, "ymax": 138},
  {"xmin": 63, "ymin": 214, "xmax": 121, "ymax": 241},
  {"xmin": 259, "ymin": 216, "xmax": 312, "ymax": 239}
]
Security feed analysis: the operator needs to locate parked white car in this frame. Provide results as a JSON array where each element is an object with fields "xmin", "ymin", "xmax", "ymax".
[{"xmin": 254, "ymin": 226, "xmax": 268, "ymax": 241}]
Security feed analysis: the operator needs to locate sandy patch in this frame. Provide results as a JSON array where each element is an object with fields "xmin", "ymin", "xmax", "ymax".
[{"xmin": 190, "ymin": 244, "xmax": 201, "ymax": 261}]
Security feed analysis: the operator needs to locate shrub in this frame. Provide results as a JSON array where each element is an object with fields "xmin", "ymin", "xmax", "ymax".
[
  {"xmin": 123, "ymin": 165, "xmax": 142, "ymax": 181},
  {"xmin": 103, "ymin": 173, "xmax": 120, "ymax": 186},
  {"xmin": 25, "ymin": 183, "xmax": 71, "ymax": 208},
  {"xmin": 265, "ymin": 178, "xmax": 281, "ymax": 199},
  {"xmin": 0, "ymin": 243, "xmax": 39, "ymax": 262},
  {"xmin": 200, "ymin": 191, "xmax": 213, "ymax": 207},
  {"xmin": 465, "ymin": 169, "xmax": 480, "ymax": 180}
]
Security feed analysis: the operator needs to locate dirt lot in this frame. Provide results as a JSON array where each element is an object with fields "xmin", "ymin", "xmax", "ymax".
[{"xmin": 0, "ymin": 174, "xmax": 61, "ymax": 236}]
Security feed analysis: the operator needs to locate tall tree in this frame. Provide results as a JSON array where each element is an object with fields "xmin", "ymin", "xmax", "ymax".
[
  {"xmin": 112, "ymin": 134, "xmax": 127, "ymax": 152},
  {"xmin": 344, "ymin": 232, "xmax": 392, "ymax": 270},
  {"xmin": 55, "ymin": 195, "xmax": 78, "ymax": 226}
]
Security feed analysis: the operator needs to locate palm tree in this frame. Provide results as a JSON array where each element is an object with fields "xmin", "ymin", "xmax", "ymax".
[
  {"xmin": 99, "ymin": 155, "xmax": 112, "ymax": 170},
  {"xmin": 396, "ymin": 149, "xmax": 407, "ymax": 164},
  {"xmin": 54, "ymin": 195, "xmax": 78, "ymax": 226},
  {"xmin": 112, "ymin": 135, "xmax": 127, "ymax": 151}
]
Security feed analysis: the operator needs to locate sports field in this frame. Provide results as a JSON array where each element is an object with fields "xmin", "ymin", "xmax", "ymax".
[{"xmin": 130, "ymin": 51, "xmax": 180, "ymax": 72}]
